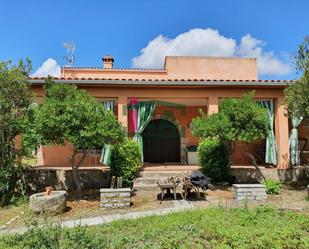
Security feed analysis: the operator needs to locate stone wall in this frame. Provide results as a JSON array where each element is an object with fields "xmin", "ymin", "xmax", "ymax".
[
  {"xmin": 100, "ymin": 188, "xmax": 131, "ymax": 208},
  {"xmin": 27, "ymin": 168, "xmax": 110, "ymax": 193},
  {"xmin": 230, "ymin": 166, "xmax": 309, "ymax": 183},
  {"xmin": 233, "ymin": 184, "xmax": 267, "ymax": 201}
]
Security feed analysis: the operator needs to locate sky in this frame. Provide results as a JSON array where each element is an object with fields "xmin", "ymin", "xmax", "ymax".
[{"xmin": 0, "ymin": 0, "xmax": 308, "ymax": 79}]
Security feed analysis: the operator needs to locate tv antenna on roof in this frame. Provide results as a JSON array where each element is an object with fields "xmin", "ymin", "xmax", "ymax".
[{"xmin": 63, "ymin": 42, "xmax": 75, "ymax": 66}]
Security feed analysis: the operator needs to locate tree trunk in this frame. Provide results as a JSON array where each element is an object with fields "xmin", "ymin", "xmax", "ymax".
[
  {"xmin": 71, "ymin": 150, "xmax": 87, "ymax": 200},
  {"xmin": 244, "ymin": 144, "xmax": 266, "ymax": 182}
]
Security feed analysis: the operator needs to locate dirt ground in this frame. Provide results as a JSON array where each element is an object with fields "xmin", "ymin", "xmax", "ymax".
[
  {"xmin": 194, "ymin": 185, "xmax": 309, "ymax": 211},
  {"xmin": 1, "ymin": 184, "xmax": 308, "ymax": 231}
]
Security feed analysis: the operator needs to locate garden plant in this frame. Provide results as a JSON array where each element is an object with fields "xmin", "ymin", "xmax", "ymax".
[
  {"xmin": 29, "ymin": 79, "xmax": 124, "ymax": 197},
  {"xmin": 192, "ymin": 92, "xmax": 268, "ymax": 181},
  {"xmin": 0, "ymin": 59, "xmax": 33, "ymax": 206}
]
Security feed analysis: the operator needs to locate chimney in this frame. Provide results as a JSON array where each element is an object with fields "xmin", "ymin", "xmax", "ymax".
[{"xmin": 102, "ymin": 55, "xmax": 114, "ymax": 69}]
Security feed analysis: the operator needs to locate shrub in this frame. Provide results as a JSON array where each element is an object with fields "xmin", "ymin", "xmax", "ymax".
[
  {"xmin": 264, "ymin": 179, "xmax": 281, "ymax": 195},
  {"xmin": 31, "ymin": 80, "xmax": 123, "ymax": 198},
  {"xmin": 110, "ymin": 139, "xmax": 142, "ymax": 187},
  {"xmin": 198, "ymin": 139, "xmax": 230, "ymax": 182},
  {"xmin": 0, "ymin": 59, "xmax": 32, "ymax": 206}
]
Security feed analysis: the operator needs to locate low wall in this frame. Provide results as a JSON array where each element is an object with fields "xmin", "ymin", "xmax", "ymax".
[
  {"xmin": 233, "ymin": 184, "xmax": 267, "ymax": 201},
  {"xmin": 100, "ymin": 188, "xmax": 131, "ymax": 208},
  {"xmin": 230, "ymin": 166, "xmax": 309, "ymax": 183},
  {"xmin": 27, "ymin": 167, "xmax": 111, "ymax": 192}
]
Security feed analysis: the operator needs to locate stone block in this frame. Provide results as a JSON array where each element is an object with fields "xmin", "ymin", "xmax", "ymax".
[
  {"xmin": 233, "ymin": 184, "xmax": 266, "ymax": 202},
  {"xmin": 119, "ymin": 192, "xmax": 131, "ymax": 197},
  {"xmin": 100, "ymin": 188, "xmax": 131, "ymax": 209}
]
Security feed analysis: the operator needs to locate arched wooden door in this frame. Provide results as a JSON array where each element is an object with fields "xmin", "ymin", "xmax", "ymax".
[{"xmin": 142, "ymin": 119, "xmax": 180, "ymax": 163}]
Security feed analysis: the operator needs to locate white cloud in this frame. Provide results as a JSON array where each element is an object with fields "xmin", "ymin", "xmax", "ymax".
[
  {"xmin": 132, "ymin": 28, "xmax": 292, "ymax": 77},
  {"xmin": 132, "ymin": 28, "xmax": 236, "ymax": 68},
  {"xmin": 31, "ymin": 58, "xmax": 61, "ymax": 77},
  {"xmin": 236, "ymin": 34, "xmax": 292, "ymax": 76}
]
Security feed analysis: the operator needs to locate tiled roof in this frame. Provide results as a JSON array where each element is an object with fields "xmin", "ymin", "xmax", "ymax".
[
  {"xmin": 30, "ymin": 77, "xmax": 294, "ymax": 83},
  {"xmin": 61, "ymin": 66, "xmax": 167, "ymax": 72}
]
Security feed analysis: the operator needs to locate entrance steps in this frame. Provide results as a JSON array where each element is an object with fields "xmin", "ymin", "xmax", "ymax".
[{"xmin": 133, "ymin": 165, "xmax": 200, "ymax": 192}]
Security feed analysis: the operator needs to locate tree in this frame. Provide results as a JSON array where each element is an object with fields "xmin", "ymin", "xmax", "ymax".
[
  {"xmin": 33, "ymin": 81, "xmax": 124, "ymax": 197},
  {"xmin": 191, "ymin": 92, "xmax": 268, "ymax": 180},
  {"xmin": 192, "ymin": 92, "xmax": 268, "ymax": 143},
  {"xmin": 0, "ymin": 59, "xmax": 33, "ymax": 206},
  {"xmin": 284, "ymin": 36, "xmax": 309, "ymax": 118}
]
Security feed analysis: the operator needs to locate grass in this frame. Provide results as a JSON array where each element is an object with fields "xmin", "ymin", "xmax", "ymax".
[
  {"xmin": 0, "ymin": 196, "xmax": 28, "ymax": 228},
  {"xmin": 1, "ymin": 206, "xmax": 308, "ymax": 249}
]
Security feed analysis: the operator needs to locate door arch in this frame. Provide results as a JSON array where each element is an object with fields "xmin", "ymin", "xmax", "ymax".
[{"xmin": 142, "ymin": 119, "xmax": 180, "ymax": 163}]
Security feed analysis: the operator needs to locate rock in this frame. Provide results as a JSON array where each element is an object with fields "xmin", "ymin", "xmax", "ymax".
[{"xmin": 29, "ymin": 190, "xmax": 67, "ymax": 214}]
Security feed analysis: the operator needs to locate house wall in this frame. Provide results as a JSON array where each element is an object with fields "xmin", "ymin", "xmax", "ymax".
[
  {"xmin": 32, "ymin": 84, "xmax": 290, "ymax": 168},
  {"xmin": 164, "ymin": 57, "xmax": 258, "ymax": 80},
  {"xmin": 62, "ymin": 57, "xmax": 257, "ymax": 81}
]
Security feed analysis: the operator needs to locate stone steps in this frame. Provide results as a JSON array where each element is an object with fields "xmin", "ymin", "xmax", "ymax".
[
  {"xmin": 133, "ymin": 177, "xmax": 159, "ymax": 192},
  {"xmin": 133, "ymin": 164, "xmax": 201, "ymax": 195},
  {"xmin": 134, "ymin": 177, "xmax": 159, "ymax": 185},
  {"xmin": 134, "ymin": 168, "xmax": 200, "ymax": 193},
  {"xmin": 133, "ymin": 184, "xmax": 161, "ymax": 192}
]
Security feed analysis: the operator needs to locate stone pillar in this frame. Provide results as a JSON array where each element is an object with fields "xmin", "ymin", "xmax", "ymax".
[
  {"xmin": 275, "ymin": 101, "xmax": 290, "ymax": 169},
  {"xmin": 118, "ymin": 96, "xmax": 128, "ymax": 134},
  {"xmin": 208, "ymin": 96, "xmax": 219, "ymax": 114}
]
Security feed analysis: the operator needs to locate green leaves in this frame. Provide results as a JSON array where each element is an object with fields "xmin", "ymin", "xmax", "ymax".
[
  {"xmin": 0, "ymin": 59, "xmax": 32, "ymax": 206},
  {"xmin": 110, "ymin": 139, "xmax": 142, "ymax": 187},
  {"xmin": 198, "ymin": 139, "xmax": 230, "ymax": 181},
  {"xmin": 34, "ymin": 82, "xmax": 124, "ymax": 151},
  {"xmin": 285, "ymin": 36, "xmax": 309, "ymax": 119},
  {"xmin": 264, "ymin": 179, "xmax": 281, "ymax": 195},
  {"xmin": 294, "ymin": 36, "xmax": 309, "ymax": 75},
  {"xmin": 192, "ymin": 92, "xmax": 268, "ymax": 144}
]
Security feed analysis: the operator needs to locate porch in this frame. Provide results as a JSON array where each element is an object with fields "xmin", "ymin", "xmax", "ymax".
[
  {"xmin": 138, "ymin": 163, "xmax": 309, "ymax": 184},
  {"xmin": 36, "ymin": 86, "xmax": 307, "ymax": 169}
]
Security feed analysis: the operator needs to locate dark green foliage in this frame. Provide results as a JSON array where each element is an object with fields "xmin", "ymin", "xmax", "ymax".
[
  {"xmin": 30, "ymin": 81, "xmax": 124, "ymax": 195},
  {"xmin": 191, "ymin": 111, "xmax": 230, "ymax": 140},
  {"xmin": 264, "ymin": 179, "xmax": 281, "ymax": 195},
  {"xmin": 294, "ymin": 36, "xmax": 309, "ymax": 75},
  {"xmin": 0, "ymin": 59, "xmax": 32, "ymax": 206},
  {"xmin": 285, "ymin": 76, "xmax": 309, "ymax": 118},
  {"xmin": 198, "ymin": 139, "xmax": 230, "ymax": 181},
  {"xmin": 1, "ymin": 206, "xmax": 308, "ymax": 248},
  {"xmin": 34, "ymin": 82, "xmax": 124, "ymax": 149},
  {"xmin": 110, "ymin": 139, "xmax": 142, "ymax": 187},
  {"xmin": 192, "ymin": 92, "xmax": 268, "ymax": 143},
  {"xmin": 1, "ymin": 224, "xmax": 105, "ymax": 249},
  {"xmin": 285, "ymin": 36, "xmax": 309, "ymax": 118},
  {"xmin": 192, "ymin": 93, "xmax": 268, "ymax": 180}
]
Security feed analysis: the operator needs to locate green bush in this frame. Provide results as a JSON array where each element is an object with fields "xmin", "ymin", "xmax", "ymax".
[
  {"xmin": 198, "ymin": 139, "xmax": 230, "ymax": 182},
  {"xmin": 2, "ymin": 224, "xmax": 105, "ymax": 249},
  {"xmin": 264, "ymin": 179, "xmax": 281, "ymax": 195},
  {"xmin": 110, "ymin": 139, "xmax": 142, "ymax": 187}
]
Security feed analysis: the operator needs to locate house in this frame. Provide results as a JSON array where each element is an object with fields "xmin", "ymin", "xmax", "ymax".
[{"xmin": 30, "ymin": 55, "xmax": 309, "ymax": 172}]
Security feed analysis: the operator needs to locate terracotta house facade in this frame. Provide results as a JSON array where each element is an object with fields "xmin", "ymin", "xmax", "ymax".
[{"xmin": 30, "ymin": 56, "xmax": 306, "ymax": 170}]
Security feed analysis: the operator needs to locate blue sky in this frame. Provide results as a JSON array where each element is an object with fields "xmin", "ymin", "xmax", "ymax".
[{"xmin": 0, "ymin": 0, "xmax": 308, "ymax": 79}]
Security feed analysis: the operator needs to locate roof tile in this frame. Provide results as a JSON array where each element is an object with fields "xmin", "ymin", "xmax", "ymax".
[{"xmin": 28, "ymin": 76, "xmax": 295, "ymax": 84}]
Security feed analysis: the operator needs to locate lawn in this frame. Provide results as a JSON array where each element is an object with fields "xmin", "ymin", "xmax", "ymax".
[{"xmin": 1, "ymin": 206, "xmax": 308, "ymax": 249}]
